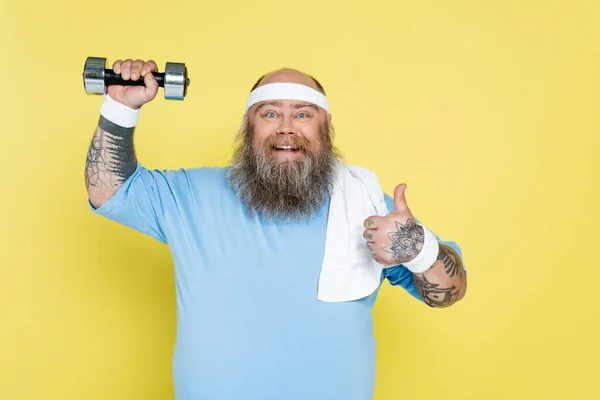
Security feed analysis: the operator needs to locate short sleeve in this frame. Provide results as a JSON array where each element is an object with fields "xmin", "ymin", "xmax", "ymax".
[
  {"xmin": 88, "ymin": 162, "xmax": 177, "ymax": 244},
  {"xmin": 381, "ymin": 193, "xmax": 466, "ymax": 302}
]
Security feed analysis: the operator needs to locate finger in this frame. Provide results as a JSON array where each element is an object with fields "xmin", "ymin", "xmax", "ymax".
[
  {"xmin": 363, "ymin": 216, "xmax": 381, "ymax": 229},
  {"xmin": 141, "ymin": 60, "xmax": 158, "ymax": 76},
  {"xmin": 363, "ymin": 229, "xmax": 376, "ymax": 242},
  {"xmin": 130, "ymin": 59, "xmax": 144, "ymax": 81},
  {"xmin": 120, "ymin": 59, "xmax": 133, "ymax": 80},
  {"xmin": 393, "ymin": 184, "xmax": 410, "ymax": 214},
  {"xmin": 112, "ymin": 59, "xmax": 123, "ymax": 74},
  {"xmin": 144, "ymin": 69, "xmax": 159, "ymax": 89}
]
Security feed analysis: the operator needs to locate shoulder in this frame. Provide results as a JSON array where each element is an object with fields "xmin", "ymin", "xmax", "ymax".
[
  {"xmin": 345, "ymin": 164, "xmax": 381, "ymax": 190},
  {"xmin": 150, "ymin": 165, "xmax": 226, "ymax": 183},
  {"xmin": 346, "ymin": 164, "xmax": 395, "ymax": 213},
  {"xmin": 135, "ymin": 164, "xmax": 229, "ymax": 195},
  {"xmin": 346, "ymin": 164, "xmax": 378, "ymax": 179},
  {"xmin": 176, "ymin": 165, "xmax": 227, "ymax": 181}
]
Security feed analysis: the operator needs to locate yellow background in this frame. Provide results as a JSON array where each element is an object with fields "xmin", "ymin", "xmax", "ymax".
[{"xmin": 1, "ymin": 0, "xmax": 598, "ymax": 398}]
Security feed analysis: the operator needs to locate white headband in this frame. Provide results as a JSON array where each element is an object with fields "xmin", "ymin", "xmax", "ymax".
[{"xmin": 246, "ymin": 82, "xmax": 329, "ymax": 112}]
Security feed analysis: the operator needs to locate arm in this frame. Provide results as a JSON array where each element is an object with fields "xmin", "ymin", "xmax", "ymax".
[
  {"xmin": 85, "ymin": 115, "xmax": 137, "ymax": 209},
  {"xmin": 367, "ymin": 187, "xmax": 468, "ymax": 308},
  {"xmin": 84, "ymin": 59, "xmax": 174, "ymax": 244},
  {"xmin": 85, "ymin": 58, "xmax": 156, "ymax": 208},
  {"xmin": 380, "ymin": 221, "xmax": 467, "ymax": 308}
]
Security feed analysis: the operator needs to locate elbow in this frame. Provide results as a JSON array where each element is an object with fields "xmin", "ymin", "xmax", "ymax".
[
  {"xmin": 456, "ymin": 277, "xmax": 468, "ymax": 302},
  {"xmin": 88, "ymin": 190, "xmax": 117, "ymax": 209},
  {"xmin": 86, "ymin": 178, "xmax": 119, "ymax": 210},
  {"xmin": 445, "ymin": 268, "xmax": 468, "ymax": 307},
  {"xmin": 88, "ymin": 197, "xmax": 105, "ymax": 210},
  {"xmin": 454, "ymin": 284, "xmax": 467, "ymax": 305},
  {"xmin": 446, "ymin": 279, "xmax": 468, "ymax": 308},
  {"xmin": 87, "ymin": 187, "xmax": 116, "ymax": 210}
]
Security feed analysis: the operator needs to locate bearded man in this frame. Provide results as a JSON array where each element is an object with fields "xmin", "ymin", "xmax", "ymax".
[{"xmin": 85, "ymin": 58, "xmax": 467, "ymax": 400}]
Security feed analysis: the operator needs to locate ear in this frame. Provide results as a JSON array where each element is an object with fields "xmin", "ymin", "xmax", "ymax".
[{"xmin": 328, "ymin": 113, "xmax": 332, "ymax": 121}]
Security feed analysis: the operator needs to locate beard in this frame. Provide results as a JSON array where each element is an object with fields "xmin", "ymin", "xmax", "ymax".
[{"xmin": 226, "ymin": 117, "xmax": 341, "ymax": 222}]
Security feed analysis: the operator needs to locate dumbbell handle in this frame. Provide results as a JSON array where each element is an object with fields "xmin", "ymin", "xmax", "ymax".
[{"xmin": 104, "ymin": 70, "xmax": 166, "ymax": 87}]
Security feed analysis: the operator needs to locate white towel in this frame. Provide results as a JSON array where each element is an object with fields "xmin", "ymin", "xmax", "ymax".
[{"xmin": 317, "ymin": 163, "xmax": 390, "ymax": 302}]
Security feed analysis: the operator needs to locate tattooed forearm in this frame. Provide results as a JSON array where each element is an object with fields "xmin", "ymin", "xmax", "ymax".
[
  {"xmin": 386, "ymin": 219, "xmax": 424, "ymax": 263},
  {"xmin": 413, "ymin": 244, "xmax": 466, "ymax": 307},
  {"xmin": 85, "ymin": 116, "xmax": 137, "ymax": 205},
  {"xmin": 413, "ymin": 273, "xmax": 459, "ymax": 307},
  {"xmin": 85, "ymin": 130, "xmax": 108, "ymax": 189},
  {"xmin": 438, "ymin": 244, "xmax": 462, "ymax": 278}
]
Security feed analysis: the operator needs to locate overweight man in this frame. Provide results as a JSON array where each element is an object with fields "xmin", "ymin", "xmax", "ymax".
[{"xmin": 85, "ymin": 58, "xmax": 467, "ymax": 400}]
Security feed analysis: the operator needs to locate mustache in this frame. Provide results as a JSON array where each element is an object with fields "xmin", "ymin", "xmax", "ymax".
[{"xmin": 262, "ymin": 135, "xmax": 310, "ymax": 151}]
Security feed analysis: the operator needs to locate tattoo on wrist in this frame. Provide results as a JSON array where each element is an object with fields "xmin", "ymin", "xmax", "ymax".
[
  {"xmin": 97, "ymin": 115, "xmax": 135, "ymax": 139},
  {"xmin": 387, "ymin": 219, "xmax": 424, "ymax": 263}
]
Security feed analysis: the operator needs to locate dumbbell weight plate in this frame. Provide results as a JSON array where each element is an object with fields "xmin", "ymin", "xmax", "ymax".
[
  {"xmin": 164, "ymin": 62, "xmax": 188, "ymax": 100},
  {"xmin": 83, "ymin": 57, "xmax": 107, "ymax": 95}
]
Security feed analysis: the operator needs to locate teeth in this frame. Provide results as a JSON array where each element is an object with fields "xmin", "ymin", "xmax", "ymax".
[{"xmin": 276, "ymin": 145, "xmax": 297, "ymax": 150}]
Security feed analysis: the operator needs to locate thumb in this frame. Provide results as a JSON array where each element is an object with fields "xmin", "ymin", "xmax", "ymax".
[
  {"xmin": 393, "ymin": 184, "xmax": 410, "ymax": 214},
  {"xmin": 143, "ymin": 71, "xmax": 159, "ymax": 99}
]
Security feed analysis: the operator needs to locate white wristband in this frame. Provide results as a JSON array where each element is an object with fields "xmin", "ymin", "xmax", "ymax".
[
  {"xmin": 402, "ymin": 224, "xmax": 440, "ymax": 273},
  {"xmin": 99, "ymin": 93, "xmax": 140, "ymax": 128}
]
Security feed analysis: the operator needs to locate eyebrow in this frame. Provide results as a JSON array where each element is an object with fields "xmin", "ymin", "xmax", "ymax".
[{"xmin": 254, "ymin": 101, "xmax": 319, "ymax": 113}]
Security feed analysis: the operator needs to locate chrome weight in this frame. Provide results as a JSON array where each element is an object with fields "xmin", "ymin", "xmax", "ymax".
[{"xmin": 164, "ymin": 62, "xmax": 187, "ymax": 100}]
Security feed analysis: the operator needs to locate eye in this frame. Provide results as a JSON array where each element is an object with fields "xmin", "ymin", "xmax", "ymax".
[
  {"xmin": 265, "ymin": 111, "xmax": 277, "ymax": 119},
  {"xmin": 297, "ymin": 112, "xmax": 309, "ymax": 119}
]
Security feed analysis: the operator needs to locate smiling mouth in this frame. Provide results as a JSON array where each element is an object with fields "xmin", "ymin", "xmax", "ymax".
[{"xmin": 273, "ymin": 145, "xmax": 300, "ymax": 151}]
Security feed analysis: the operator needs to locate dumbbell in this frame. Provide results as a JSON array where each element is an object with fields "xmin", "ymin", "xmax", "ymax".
[{"xmin": 82, "ymin": 57, "xmax": 190, "ymax": 100}]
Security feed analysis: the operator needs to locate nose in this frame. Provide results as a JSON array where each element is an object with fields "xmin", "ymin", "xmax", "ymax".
[{"xmin": 276, "ymin": 113, "xmax": 295, "ymax": 135}]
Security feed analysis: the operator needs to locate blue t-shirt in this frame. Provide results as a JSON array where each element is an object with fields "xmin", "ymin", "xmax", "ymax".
[{"xmin": 89, "ymin": 162, "xmax": 463, "ymax": 400}]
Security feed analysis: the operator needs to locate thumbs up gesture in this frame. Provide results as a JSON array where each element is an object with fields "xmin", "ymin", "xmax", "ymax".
[{"xmin": 363, "ymin": 184, "xmax": 425, "ymax": 267}]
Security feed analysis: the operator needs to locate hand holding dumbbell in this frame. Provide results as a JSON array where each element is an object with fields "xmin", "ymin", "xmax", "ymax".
[
  {"xmin": 109, "ymin": 59, "xmax": 160, "ymax": 108},
  {"xmin": 82, "ymin": 57, "xmax": 190, "ymax": 107}
]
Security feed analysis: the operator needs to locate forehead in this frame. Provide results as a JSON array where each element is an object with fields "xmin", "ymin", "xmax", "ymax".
[{"xmin": 257, "ymin": 70, "xmax": 320, "ymax": 91}]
